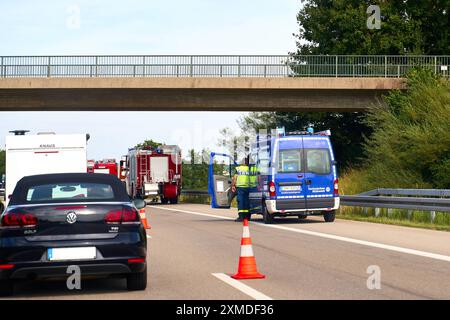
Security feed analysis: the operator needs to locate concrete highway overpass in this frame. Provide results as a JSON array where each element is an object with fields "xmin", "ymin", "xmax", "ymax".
[
  {"xmin": 0, "ymin": 55, "xmax": 446, "ymax": 112},
  {"xmin": 0, "ymin": 77, "xmax": 404, "ymax": 112}
]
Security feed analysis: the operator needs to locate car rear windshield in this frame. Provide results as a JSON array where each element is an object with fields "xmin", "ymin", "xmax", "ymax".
[{"xmin": 25, "ymin": 183, "xmax": 115, "ymax": 202}]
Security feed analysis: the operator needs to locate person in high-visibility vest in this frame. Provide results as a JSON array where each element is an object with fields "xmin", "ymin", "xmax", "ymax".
[{"xmin": 232, "ymin": 156, "xmax": 258, "ymax": 222}]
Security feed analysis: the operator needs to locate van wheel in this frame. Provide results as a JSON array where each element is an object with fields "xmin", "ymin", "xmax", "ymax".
[
  {"xmin": 262, "ymin": 202, "xmax": 274, "ymax": 224},
  {"xmin": 161, "ymin": 197, "xmax": 169, "ymax": 204},
  {"xmin": 323, "ymin": 211, "xmax": 336, "ymax": 222},
  {"xmin": 127, "ymin": 267, "xmax": 147, "ymax": 291},
  {"xmin": 0, "ymin": 280, "xmax": 13, "ymax": 297}
]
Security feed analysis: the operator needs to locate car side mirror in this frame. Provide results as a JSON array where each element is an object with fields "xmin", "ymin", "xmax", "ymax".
[
  {"xmin": 133, "ymin": 198, "xmax": 146, "ymax": 210},
  {"xmin": 332, "ymin": 160, "xmax": 338, "ymax": 166}
]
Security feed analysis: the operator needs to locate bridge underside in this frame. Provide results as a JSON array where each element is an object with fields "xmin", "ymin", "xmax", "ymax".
[
  {"xmin": 0, "ymin": 88, "xmax": 388, "ymax": 112},
  {"xmin": 0, "ymin": 77, "xmax": 403, "ymax": 112}
]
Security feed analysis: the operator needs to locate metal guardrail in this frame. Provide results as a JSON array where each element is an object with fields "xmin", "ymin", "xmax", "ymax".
[
  {"xmin": 357, "ymin": 188, "xmax": 450, "ymax": 197},
  {"xmin": 342, "ymin": 189, "xmax": 450, "ymax": 212},
  {"xmin": 181, "ymin": 190, "xmax": 209, "ymax": 196},
  {"xmin": 182, "ymin": 188, "xmax": 450, "ymax": 212},
  {"xmin": 340, "ymin": 196, "xmax": 450, "ymax": 212},
  {"xmin": 0, "ymin": 55, "xmax": 449, "ymax": 78}
]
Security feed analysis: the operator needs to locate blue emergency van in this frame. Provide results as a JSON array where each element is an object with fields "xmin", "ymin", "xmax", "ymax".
[{"xmin": 208, "ymin": 128, "xmax": 339, "ymax": 224}]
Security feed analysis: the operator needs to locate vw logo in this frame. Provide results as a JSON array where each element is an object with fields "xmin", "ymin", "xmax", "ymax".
[{"xmin": 66, "ymin": 212, "xmax": 77, "ymax": 224}]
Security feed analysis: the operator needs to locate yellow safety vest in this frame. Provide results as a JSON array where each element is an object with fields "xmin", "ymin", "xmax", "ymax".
[
  {"xmin": 249, "ymin": 166, "xmax": 258, "ymax": 187},
  {"xmin": 235, "ymin": 165, "xmax": 258, "ymax": 188}
]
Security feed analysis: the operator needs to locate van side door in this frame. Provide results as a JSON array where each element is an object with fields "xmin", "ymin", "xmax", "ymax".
[{"xmin": 208, "ymin": 152, "xmax": 236, "ymax": 208}]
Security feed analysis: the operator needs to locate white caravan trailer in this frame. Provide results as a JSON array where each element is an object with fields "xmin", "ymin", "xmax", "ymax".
[{"xmin": 4, "ymin": 131, "xmax": 88, "ymax": 206}]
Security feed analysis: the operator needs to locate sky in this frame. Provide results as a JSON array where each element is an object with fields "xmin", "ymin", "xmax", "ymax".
[{"xmin": 0, "ymin": 0, "xmax": 300, "ymax": 160}]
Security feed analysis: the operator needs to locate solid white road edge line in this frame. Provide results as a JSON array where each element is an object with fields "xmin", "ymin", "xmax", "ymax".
[
  {"xmin": 155, "ymin": 206, "xmax": 450, "ymax": 263},
  {"xmin": 212, "ymin": 273, "xmax": 272, "ymax": 300}
]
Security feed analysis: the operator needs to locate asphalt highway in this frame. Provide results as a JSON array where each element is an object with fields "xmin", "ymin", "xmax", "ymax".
[{"xmin": 5, "ymin": 203, "xmax": 450, "ymax": 300}]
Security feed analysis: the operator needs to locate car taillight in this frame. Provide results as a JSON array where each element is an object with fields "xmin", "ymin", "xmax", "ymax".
[
  {"xmin": 333, "ymin": 179, "xmax": 339, "ymax": 196},
  {"xmin": 1, "ymin": 211, "xmax": 37, "ymax": 227},
  {"xmin": 122, "ymin": 207, "xmax": 137, "ymax": 222},
  {"xmin": 105, "ymin": 207, "xmax": 138, "ymax": 224},
  {"xmin": 104, "ymin": 210, "xmax": 122, "ymax": 224},
  {"xmin": 269, "ymin": 181, "xmax": 276, "ymax": 197}
]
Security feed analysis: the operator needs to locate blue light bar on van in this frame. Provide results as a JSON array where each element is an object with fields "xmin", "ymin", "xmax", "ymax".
[
  {"xmin": 316, "ymin": 130, "xmax": 331, "ymax": 136},
  {"xmin": 284, "ymin": 129, "xmax": 332, "ymax": 136},
  {"xmin": 275, "ymin": 127, "xmax": 285, "ymax": 136}
]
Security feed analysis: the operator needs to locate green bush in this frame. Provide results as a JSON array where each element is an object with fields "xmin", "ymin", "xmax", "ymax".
[{"xmin": 341, "ymin": 68, "xmax": 450, "ymax": 193}]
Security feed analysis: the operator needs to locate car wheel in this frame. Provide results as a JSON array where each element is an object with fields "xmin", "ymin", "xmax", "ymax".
[
  {"xmin": 262, "ymin": 202, "xmax": 274, "ymax": 224},
  {"xmin": 298, "ymin": 215, "xmax": 307, "ymax": 220},
  {"xmin": 323, "ymin": 211, "xmax": 336, "ymax": 222},
  {"xmin": 127, "ymin": 267, "xmax": 147, "ymax": 291},
  {"xmin": 161, "ymin": 197, "xmax": 169, "ymax": 204},
  {"xmin": 0, "ymin": 280, "xmax": 13, "ymax": 297}
]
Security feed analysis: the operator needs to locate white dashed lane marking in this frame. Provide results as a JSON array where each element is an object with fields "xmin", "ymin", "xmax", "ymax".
[{"xmin": 212, "ymin": 273, "xmax": 272, "ymax": 300}]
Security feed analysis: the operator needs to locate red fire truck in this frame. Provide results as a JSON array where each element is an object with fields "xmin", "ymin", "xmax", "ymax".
[
  {"xmin": 123, "ymin": 145, "xmax": 182, "ymax": 204},
  {"xmin": 87, "ymin": 159, "xmax": 95, "ymax": 173},
  {"xmin": 87, "ymin": 159, "xmax": 119, "ymax": 177}
]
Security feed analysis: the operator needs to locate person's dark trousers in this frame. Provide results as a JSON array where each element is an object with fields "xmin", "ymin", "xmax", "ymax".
[{"xmin": 237, "ymin": 187, "xmax": 250, "ymax": 219}]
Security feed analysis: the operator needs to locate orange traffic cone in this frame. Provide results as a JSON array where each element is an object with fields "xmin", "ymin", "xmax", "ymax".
[
  {"xmin": 139, "ymin": 208, "xmax": 151, "ymax": 229},
  {"xmin": 232, "ymin": 218, "xmax": 265, "ymax": 280}
]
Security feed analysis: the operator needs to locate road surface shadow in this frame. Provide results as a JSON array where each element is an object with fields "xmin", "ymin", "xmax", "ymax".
[
  {"xmin": 250, "ymin": 217, "xmax": 324, "ymax": 225},
  {"xmin": 6, "ymin": 277, "xmax": 128, "ymax": 299}
]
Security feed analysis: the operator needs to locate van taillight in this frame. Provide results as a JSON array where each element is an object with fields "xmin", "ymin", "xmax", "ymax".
[
  {"xmin": 269, "ymin": 181, "xmax": 276, "ymax": 197},
  {"xmin": 105, "ymin": 207, "xmax": 138, "ymax": 224},
  {"xmin": 1, "ymin": 211, "xmax": 37, "ymax": 227},
  {"xmin": 333, "ymin": 179, "xmax": 339, "ymax": 196}
]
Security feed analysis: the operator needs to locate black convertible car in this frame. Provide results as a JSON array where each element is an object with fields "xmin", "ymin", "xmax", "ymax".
[{"xmin": 0, "ymin": 173, "xmax": 147, "ymax": 296}]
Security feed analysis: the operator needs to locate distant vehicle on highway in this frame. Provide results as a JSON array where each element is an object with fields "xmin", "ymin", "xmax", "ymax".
[
  {"xmin": 209, "ymin": 127, "xmax": 339, "ymax": 224},
  {"xmin": 87, "ymin": 159, "xmax": 95, "ymax": 173},
  {"xmin": 88, "ymin": 159, "xmax": 119, "ymax": 177},
  {"xmin": 0, "ymin": 174, "xmax": 4, "ymax": 213},
  {"xmin": 4, "ymin": 131, "xmax": 88, "ymax": 206},
  {"xmin": 123, "ymin": 145, "xmax": 182, "ymax": 204},
  {"xmin": 0, "ymin": 174, "xmax": 5, "ymax": 197},
  {"xmin": 0, "ymin": 173, "xmax": 147, "ymax": 296}
]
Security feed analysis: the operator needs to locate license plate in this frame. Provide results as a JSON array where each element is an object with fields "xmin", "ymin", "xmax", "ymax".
[
  {"xmin": 280, "ymin": 185, "xmax": 301, "ymax": 192},
  {"xmin": 47, "ymin": 247, "xmax": 96, "ymax": 261}
]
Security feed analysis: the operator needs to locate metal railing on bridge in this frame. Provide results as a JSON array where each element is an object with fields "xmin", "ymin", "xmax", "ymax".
[{"xmin": 1, "ymin": 55, "xmax": 449, "ymax": 78}]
